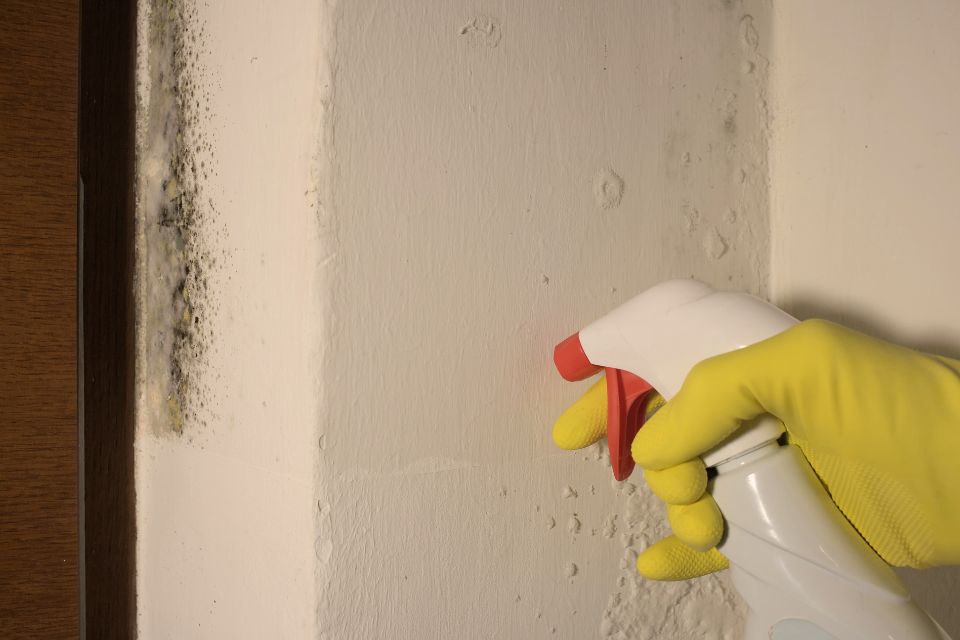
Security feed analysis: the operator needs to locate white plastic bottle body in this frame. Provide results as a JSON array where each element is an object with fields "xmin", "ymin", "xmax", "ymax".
[{"xmin": 713, "ymin": 442, "xmax": 949, "ymax": 639}]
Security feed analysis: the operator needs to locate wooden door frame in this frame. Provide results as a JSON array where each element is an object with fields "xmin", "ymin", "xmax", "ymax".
[
  {"xmin": 80, "ymin": 0, "xmax": 137, "ymax": 637},
  {"xmin": 1, "ymin": 1, "xmax": 136, "ymax": 637},
  {"xmin": 1, "ymin": 2, "xmax": 81, "ymax": 637}
]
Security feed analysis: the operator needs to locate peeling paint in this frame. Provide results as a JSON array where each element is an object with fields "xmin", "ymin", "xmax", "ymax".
[
  {"xmin": 594, "ymin": 168, "xmax": 625, "ymax": 210},
  {"xmin": 458, "ymin": 15, "xmax": 502, "ymax": 48}
]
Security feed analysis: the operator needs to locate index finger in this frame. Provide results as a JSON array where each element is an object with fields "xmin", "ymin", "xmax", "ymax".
[{"xmin": 630, "ymin": 330, "xmax": 785, "ymax": 470}]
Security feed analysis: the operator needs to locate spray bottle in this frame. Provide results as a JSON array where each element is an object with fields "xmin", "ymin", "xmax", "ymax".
[{"xmin": 553, "ymin": 279, "xmax": 952, "ymax": 640}]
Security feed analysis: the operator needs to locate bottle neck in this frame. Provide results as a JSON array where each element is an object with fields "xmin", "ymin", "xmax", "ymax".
[{"xmin": 713, "ymin": 438, "xmax": 781, "ymax": 474}]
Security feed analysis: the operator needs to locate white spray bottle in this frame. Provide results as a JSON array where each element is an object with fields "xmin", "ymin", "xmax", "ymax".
[{"xmin": 553, "ymin": 279, "xmax": 952, "ymax": 640}]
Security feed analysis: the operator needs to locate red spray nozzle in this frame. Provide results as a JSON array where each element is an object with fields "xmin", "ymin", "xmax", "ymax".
[{"xmin": 554, "ymin": 333, "xmax": 602, "ymax": 381}]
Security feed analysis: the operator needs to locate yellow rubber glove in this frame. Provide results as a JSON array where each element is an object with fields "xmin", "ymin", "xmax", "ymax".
[{"xmin": 554, "ymin": 319, "xmax": 960, "ymax": 581}]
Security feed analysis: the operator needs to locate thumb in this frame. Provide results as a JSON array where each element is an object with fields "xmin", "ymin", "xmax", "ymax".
[{"xmin": 631, "ymin": 333, "xmax": 785, "ymax": 470}]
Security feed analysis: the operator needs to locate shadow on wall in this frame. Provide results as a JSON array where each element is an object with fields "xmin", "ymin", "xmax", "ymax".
[
  {"xmin": 897, "ymin": 566, "xmax": 960, "ymax": 637},
  {"xmin": 782, "ymin": 296, "xmax": 960, "ymax": 636},
  {"xmin": 785, "ymin": 297, "xmax": 960, "ymax": 360}
]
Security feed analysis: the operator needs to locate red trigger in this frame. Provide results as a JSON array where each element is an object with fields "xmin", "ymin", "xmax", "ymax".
[{"xmin": 606, "ymin": 368, "xmax": 654, "ymax": 481}]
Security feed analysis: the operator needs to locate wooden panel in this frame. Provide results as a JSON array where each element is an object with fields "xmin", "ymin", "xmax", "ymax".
[
  {"xmin": 0, "ymin": 1, "xmax": 80, "ymax": 638},
  {"xmin": 79, "ymin": 1, "xmax": 137, "ymax": 636}
]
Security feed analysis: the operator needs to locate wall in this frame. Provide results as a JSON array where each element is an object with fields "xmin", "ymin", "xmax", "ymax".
[
  {"xmin": 323, "ymin": 2, "xmax": 769, "ymax": 638},
  {"xmin": 768, "ymin": 0, "xmax": 960, "ymax": 633},
  {"xmin": 135, "ymin": 0, "xmax": 770, "ymax": 638},
  {"xmin": 135, "ymin": 0, "xmax": 329, "ymax": 636}
]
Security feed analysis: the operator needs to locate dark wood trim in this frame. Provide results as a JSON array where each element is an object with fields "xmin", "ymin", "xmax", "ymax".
[
  {"xmin": 79, "ymin": 0, "xmax": 138, "ymax": 637},
  {"xmin": 0, "ymin": 1, "xmax": 81, "ymax": 637}
]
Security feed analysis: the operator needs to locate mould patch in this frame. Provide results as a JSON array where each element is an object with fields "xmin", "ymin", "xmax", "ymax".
[{"xmin": 137, "ymin": 0, "xmax": 222, "ymax": 437}]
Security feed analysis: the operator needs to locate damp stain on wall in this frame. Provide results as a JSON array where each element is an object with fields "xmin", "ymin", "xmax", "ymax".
[{"xmin": 136, "ymin": 0, "xmax": 223, "ymax": 437}]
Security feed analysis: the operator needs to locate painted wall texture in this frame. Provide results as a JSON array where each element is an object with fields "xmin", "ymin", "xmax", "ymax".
[
  {"xmin": 767, "ymin": 1, "xmax": 960, "ymax": 634},
  {"xmin": 135, "ymin": 0, "xmax": 959, "ymax": 638},
  {"xmin": 322, "ymin": 2, "xmax": 768, "ymax": 638}
]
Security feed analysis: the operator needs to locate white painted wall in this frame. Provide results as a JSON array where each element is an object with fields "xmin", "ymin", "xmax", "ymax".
[
  {"xmin": 768, "ymin": 0, "xmax": 960, "ymax": 634},
  {"xmin": 321, "ymin": 2, "xmax": 768, "ymax": 638},
  {"xmin": 137, "ymin": 0, "xmax": 769, "ymax": 638}
]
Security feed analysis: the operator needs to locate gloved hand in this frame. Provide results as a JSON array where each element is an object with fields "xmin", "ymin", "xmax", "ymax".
[{"xmin": 553, "ymin": 319, "xmax": 960, "ymax": 581}]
